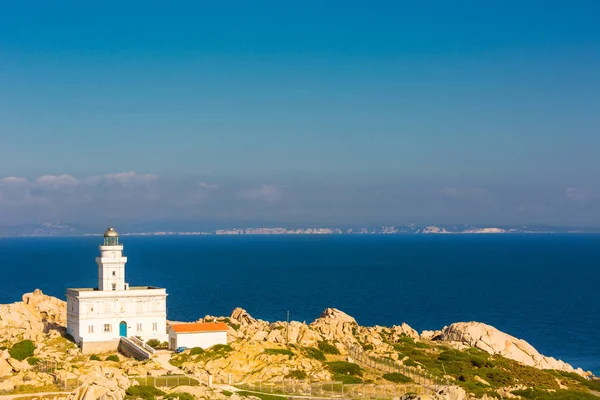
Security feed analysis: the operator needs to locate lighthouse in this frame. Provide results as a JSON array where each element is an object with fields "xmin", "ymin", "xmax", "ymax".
[
  {"xmin": 66, "ymin": 228, "xmax": 169, "ymax": 354},
  {"xmin": 96, "ymin": 227, "xmax": 128, "ymax": 291}
]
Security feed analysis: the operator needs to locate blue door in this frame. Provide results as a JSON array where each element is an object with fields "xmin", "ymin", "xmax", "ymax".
[{"xmin": 119, "ymin": 321, "xmax": 127, "ymax": 337}]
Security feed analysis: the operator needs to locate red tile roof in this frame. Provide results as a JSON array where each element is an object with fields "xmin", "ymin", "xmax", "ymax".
[{"xmin": 169, "ymin": 322, "xmax": 229, "ymax": 333}]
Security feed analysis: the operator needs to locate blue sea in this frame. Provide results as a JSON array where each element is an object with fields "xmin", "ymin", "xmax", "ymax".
[{"xmin": 0, "ymin": 234, "xmax": 598, "ymax": 375}]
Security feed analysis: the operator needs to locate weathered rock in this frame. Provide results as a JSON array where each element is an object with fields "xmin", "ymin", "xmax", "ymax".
[
  {"xmin": 0, "ymin": 357, "xmax": 13, "ymax": 377},
  {"xmin": 67, "ymin": 369, "xmax": 129, "ymax": 400},
  {"xmin": 310, "ymin": 308, "xmax": 358, "ymax": 346},
  {"xmin": 436, "ymin": 322, "xmax": 590, "ymax": 377},
  {"xmin": 390, "ymin": 323, "xmax": 420, "ymax": 340},
  {"xmin": 230, "ymin": 308, "xmax": 257, "ymax": 325},
  {"xmin": 421, "ymin": 330, "xmax": 442, "ymax": 340},
  {"xmin": 7, "ymin": 357, "xmax": 31, "ymax": 372}
]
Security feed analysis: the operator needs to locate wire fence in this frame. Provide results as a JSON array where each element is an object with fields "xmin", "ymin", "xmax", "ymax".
[
  {"xmin": 132, "ymin": 375, "xmax": 200, "ymax": 388},
  {"xmin": 347, "ymin": 344, "xmax": 450, "ymax": 387},
  {"xmin": 234, "ymin": 380, "xmax": 437, "ymax": 399}
]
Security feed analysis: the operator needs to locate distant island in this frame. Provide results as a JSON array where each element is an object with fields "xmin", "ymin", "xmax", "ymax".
[{"xmin": 1, "ymin": 222, "xmax": 599, "ymax": 237}]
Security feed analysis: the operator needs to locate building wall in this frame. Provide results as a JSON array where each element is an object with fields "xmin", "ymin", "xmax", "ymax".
[
  {"xmin": 168, "ymin": 329, "xmax": 227, "ymax": 350},
  {"xmin": 67, "ymin": 288, "xmax": 169, "ymax": 345},
  {"xmin": 96, "ymin": 244, "xmax": 127, "ymax": 291},
  {"xmin": 81, "ymin": 339, "xmax": 120, "ymax": 354}
]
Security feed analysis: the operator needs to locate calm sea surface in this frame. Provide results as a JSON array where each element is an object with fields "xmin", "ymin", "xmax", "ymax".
[{"xmin": 0, "ymin": 234, "xmax": 598, "ymax": 374}]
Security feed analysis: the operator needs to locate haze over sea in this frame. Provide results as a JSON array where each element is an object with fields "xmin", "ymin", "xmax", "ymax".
[{"xmin": 0, "ymin": 234, "xmax": 597, "ymax": 375}]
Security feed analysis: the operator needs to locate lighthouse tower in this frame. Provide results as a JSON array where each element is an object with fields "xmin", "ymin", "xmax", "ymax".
[
  {"xmin": 96, "ymin": 227, "xmax": 128, "ymax": 291},
  {"xmin": 66, "ymin": 227, "xmax": 168, "ymax": 353}
]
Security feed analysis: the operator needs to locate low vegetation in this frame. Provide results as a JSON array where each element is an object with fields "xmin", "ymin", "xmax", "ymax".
[
  {"xmin": 89, "ymin": 355, "xmax": 101, "ymax": 361},
  {"xmin": 383, "ymin": 337, "xmax": 600, "ymax": 399},
  {"xmin": 383, "ymin": 372, "xmax": 412, "ymax": 383},
  {"xmin": 285, "ymin": 370, "xmax": 307, "ymax": 380},
  {"xmin": 512, "ymin": 388, "xmax": 599, "ymax": 400},
  {"xmin": 301, "ymin": 346, "xmax": 325, "ymax": 361},
  {"xmin": 146, "ymin": 339, "xmax": 169, "ymax": 349},
  {"xmin": 9, "ymin": 340, "xmax": 36, "ymax": 361},
  {"xmin": 325, "ymin": 361, "xmax": 362, "ymax": 376},
  {"xmin": 264, "ymin": 348, "xmax": 294, "ymax": 358},
  {"xmin": 26, "ymin": 357, "xmax": 40, "ymax": 366},
  {"xmin": 237, "ymin": 391, "xmax": 284, "ymax": 400},
  {"xmin": 105, "ymin": 355, "xmax": 120, "ymax": 362},
  {"xmin": 189, "ymin": 347, "xmax": 204, "ymax": 356},
  {"xmin": 125, "ymin": 385, "xmax": 165, "ymax": 400},
  {"xmin": 318, "ymin": 341, "xmax": 340, "ymax": 355},
  {"xmin": 164, "ymin": 392, "xmax": 195, "ymax": 400}
]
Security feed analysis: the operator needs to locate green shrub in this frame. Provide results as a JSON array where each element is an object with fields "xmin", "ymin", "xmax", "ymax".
[
  {"xmin": 326, "ymin": 361, "xmax": 362, "ymax": 376},
  {"xmin": 27, "ymin": 357, "xmax": 41, "ymax": 366},
  {"xmin": 318, "ymin": 341, "xmax": 340, "ymax": 355},
  {"xmin": 302, "ymin": 347, "xmax": 325, "ymax": 361},
  {"xmin": 89, "ymin": 355, "xmax": 101, "ymax": 361},
  {"xmin": 161, "ymin": 341, "xmax": 169, "ymax": 348},
  {"xmin": 9, "ymin": 340, "xmax": 36, "ymax": 361},
  {"xmin": 165, "ymin": 393, "xmax": 195, "ymax": 400},
  {"xmin": 146, "ymin": 339, "xmax": 161, "ymax": 349},
  {"xmin": 333, "ymin": 374, "xmax": 363, "ymax": 384},
  {"xmin": 404, "ymin": 359, "xmax": 418, "ymax": 367},
  {"xmin": 189, "ymin": 347, "xmax": 204, "ymax": 355},
  {"xmin": 221, "ymin": 390, "xmax": 233, "ymax": 397},
  {"xmin": 198, "ymin": 344, "xmax": 232, "ymax": 360},
  {"xmin": 264, "ymin": 348, "xmax": 294, "ymax": 358},
  {"xmin": 415, "ymin": 342, "xmax": 429, "ymax": 349},
  {"xmin": 0, "ymin": 346, "xmax": 6, "ymax": 351},
  {"xmin": 398, "ymin": 335, "xmax": 416, "ymax": 345},
  {"xmin": 106, "ymin": 355, "xmax": 119, "ymax": 362},
  {"xmin": 125, "ymin": 384, "xmax": 165, "ymax": 400},
  {"xmin": 512, "ymin": 388, "xmax": 598, "ymax": 400},
  {"xmin": 362, "ymin": 344, "xmax": 374, "ymax": 351},
  {"xmin": 383, "ymin": 372, "xmax": 412, "ymax": 383},
  {"xmin": 286, "ymin": 370, "xmax": 307, "ymax": 380},
  {"xmin": 230, "ymin": 323, "xmax": 240, "ymax": 331}
]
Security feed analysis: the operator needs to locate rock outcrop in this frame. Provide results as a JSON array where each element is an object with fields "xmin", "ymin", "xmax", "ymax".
[
  {"xmin": 435, "ymin": 322, "xmax": 589, "ymax": 376},
  {"xmin": 0, "ymin": 289, "xmax": 66, "ymax": 342},
  {"xmin": 310, "ymin": 308, "xmax": 358, "ymax": 347},
  {"xmin": 67, "ymin": 369, "xmax": 130, "ymax": 400}
]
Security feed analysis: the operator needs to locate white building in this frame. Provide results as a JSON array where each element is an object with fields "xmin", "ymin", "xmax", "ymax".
[
  {"xmin": 67, "ymin": 228, "xmax": 169, "ymax": 354},
  {"xmin": 167, "ymin": 322, "xmax": 228, "ymax": 351}
]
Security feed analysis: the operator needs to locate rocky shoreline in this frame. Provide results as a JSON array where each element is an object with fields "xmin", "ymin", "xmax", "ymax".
[{"xmin": 0, "ymin": 290, "xmax": 597, "ymax": 400}]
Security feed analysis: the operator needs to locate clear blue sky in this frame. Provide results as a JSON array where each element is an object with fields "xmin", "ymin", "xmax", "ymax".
[{"xmin": 1, "ymin": 1, "xmax": 599, "ymax": 226}]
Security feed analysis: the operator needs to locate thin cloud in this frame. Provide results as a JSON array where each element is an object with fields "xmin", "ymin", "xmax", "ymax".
[
  {"xmin": 198, "ymin": 182, "xmax": 219, "ymax": 190},
  {"xmin": 239, "ymin": 184, "xmax": 282, "ymax": 203},
  {"xmin": 0, "ymin": 176, "xmax": 27, "ymax": 184},
  {"xmin": 565, "ymin": 188, "xmax": 593, "ymax": 203},
  {"xmin": 35, "ymin": 174, "xmax": 79, "ymax": 186}
]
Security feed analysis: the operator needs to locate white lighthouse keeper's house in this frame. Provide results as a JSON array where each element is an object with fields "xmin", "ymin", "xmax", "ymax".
[{"xmin": 67, "ymin": 228, "xmax": 169, "ymax": 354}]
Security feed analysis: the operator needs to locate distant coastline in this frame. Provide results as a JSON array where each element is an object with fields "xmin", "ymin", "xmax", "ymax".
[{"xmin": 2, "ymin": 222, "xmax": 600, "ymax": 237}]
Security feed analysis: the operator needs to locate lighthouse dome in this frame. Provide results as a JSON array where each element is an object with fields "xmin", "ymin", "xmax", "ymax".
[{"xmin": 104, "ymin": 227, "xmax": 119, "ymax": 238}]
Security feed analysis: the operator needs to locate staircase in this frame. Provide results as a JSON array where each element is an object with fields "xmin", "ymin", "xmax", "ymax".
[{"xmin": 118, "ymin": 337, "xmax": 155, "ymax": 360}]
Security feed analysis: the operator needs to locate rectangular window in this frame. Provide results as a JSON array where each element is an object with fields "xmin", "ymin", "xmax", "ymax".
[
  {"xmin": 103, "ymin": 324, "xmax": 111, "ymax": 333},
  {"xmin": 88, "ymin": 325, "xmax": 94, "ymax": 333},
  {"xmin": 112, "ymin": 283, "xmax": 116, "ymax": 291},
  {"xmin": 152, "ymin": 323, "xmax": 158, "ymax": 331},
  {"xmin": 112, "ymin": 271, "xmax": 116, "ymax": 276},
  {"xmin": 136, "ymin": 323, "xmax": 143, "ymax": 332},
  {"xmin": 89, "ymin": 305, "xmax": 94, "ymax": 312}
]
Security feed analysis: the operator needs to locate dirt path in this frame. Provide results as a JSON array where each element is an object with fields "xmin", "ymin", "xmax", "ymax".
[
  {"xmin": 154, "ymin": 350, "xmax": 185, "ymax": 374},
  {"xmin": 0, "ymin": 391, "xmax": 72, "ymax": 400}
]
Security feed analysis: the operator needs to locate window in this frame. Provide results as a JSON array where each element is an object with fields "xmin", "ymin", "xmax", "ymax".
[
  {"xmin": 136, "ymin": 323, "xmax": 143, "ymax": 332},
  {"xmin": 88, "ymin": 325, "xmax": 94, "ymax": 333},
  {"xmin": 103, "ymin": 324, "xmax": 111, "ymax": 333},
  {"xmin": 112, "ymin": 283, "xmax": 116, "ymax": 291},
  {"xmin": 112, "ymin": 271, "xmax": 116, "ymax": 276},
  {"xmin": 152, "ymin": 323, "xmax": 158, "ymax": 331},
  {"xmin": 89, "ymin": 305, "xmax": 94, "ymax": 312}
]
